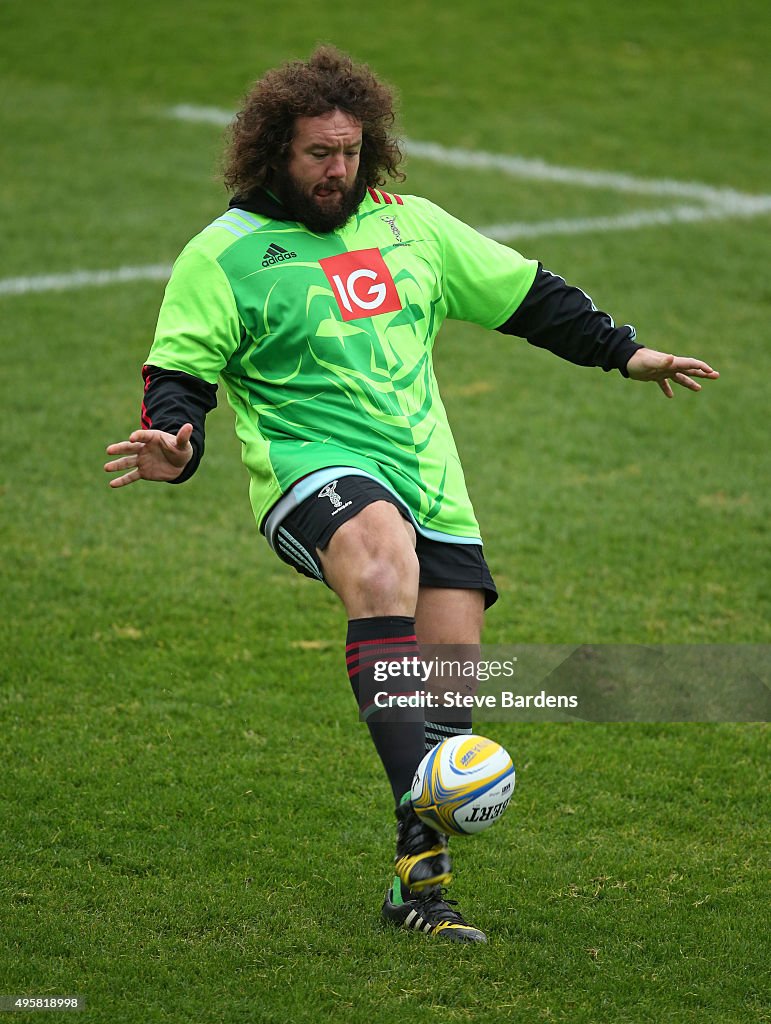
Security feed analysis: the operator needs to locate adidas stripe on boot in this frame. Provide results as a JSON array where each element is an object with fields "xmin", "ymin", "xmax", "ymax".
[{"xmin": 382, "ymin": 884, "xmax": 487, "ymax": 943}]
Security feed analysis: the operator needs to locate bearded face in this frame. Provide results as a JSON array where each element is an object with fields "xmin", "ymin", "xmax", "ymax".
[{"xmin": 274, "ymin": 110, "xmax": 366, "ymax": 233}]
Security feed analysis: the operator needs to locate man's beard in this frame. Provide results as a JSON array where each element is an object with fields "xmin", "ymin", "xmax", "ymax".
[{"xmin": 272, "ymin": 166, "xmax": 365, "ymax": 234}]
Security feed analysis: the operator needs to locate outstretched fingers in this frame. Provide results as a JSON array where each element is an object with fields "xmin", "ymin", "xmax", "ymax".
[
  {"xmin": 670, "ymin": 357, "xmax": 720, "ymax": 380},
  {"xmin": 627, "ymin": 348, "xmax": 719, "ymax": 397},
  {"xmin": 104, "ymin": 424, "xmax": 193, "ymax": 486},
  {"xmin": 667, "ymin": 371, "xmax": 701, "ymax": 395},
  {"xmin": 105, "ymin": 439, "xmax": 145, "ymax": 457},
  {"xmin": 108, "ymin": 468, "xmax": 142, "ymax": 488},
  {"xmin": 104, "ymin": 445, "xmax": 143, "ymax": 487},
  {"xmin": 667, "ymin": 358, "xmax": 720, "ymax": 396}
]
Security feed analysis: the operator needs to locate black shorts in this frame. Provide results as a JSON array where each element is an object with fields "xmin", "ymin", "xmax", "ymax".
[{"xmin": 269, "ymin": 474, "xmax": 498, "ymax": 608}]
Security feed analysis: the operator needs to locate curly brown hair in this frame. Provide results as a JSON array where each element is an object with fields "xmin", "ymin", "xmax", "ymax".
[{"xmin": 223, "ymin": 46, "xmax": 405, "ymax": 195}]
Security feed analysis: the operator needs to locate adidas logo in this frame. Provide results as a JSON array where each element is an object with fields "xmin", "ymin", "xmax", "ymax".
[{"xmin": 262, "ymin": 243, "xmax": 297, "ymax": 267}]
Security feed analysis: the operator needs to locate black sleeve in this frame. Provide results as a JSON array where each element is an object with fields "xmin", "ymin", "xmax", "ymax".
[
  {"xmin": 140, "ymin": 365, "xmax": 218, "ymax": 484},
  {"xmin": 496, "ymin": 264, "xmax": 643, "ymax": 376}
]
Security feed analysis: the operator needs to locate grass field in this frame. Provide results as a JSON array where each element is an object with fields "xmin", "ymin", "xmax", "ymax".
[{"xmin": 1, "ymin": 1, "xmax": 769, "ymax": 1021}]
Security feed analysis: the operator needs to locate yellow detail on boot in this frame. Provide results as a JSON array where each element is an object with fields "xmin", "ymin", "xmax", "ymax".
[{"xmin": 394, "ymin": 845, "xmax": 453, "ymax": 891}]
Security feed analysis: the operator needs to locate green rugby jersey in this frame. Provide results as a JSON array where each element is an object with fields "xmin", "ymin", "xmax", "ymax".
[{"xmin": 147, "ymin": 187, "xmax": 538, "ymax": 541}]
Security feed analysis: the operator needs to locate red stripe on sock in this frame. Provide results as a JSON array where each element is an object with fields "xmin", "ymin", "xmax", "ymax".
[
  {"xmin": 347, "ymin": 654, "xmax": 421, "ymax": 678},
  {"xmin": 346, "ymin": 648, "xmax": 417, "ymax": 668}
]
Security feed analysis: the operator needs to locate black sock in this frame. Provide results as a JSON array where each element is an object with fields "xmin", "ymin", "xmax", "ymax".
[{"xmin": 346, "ymin": 616, "xmax": 426, "ymax": 803}]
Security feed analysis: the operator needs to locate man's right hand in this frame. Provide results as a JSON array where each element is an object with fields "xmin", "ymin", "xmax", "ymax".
[{"xmin": 104, "ymin": 423, "xmax": 194, "ymax": 488}]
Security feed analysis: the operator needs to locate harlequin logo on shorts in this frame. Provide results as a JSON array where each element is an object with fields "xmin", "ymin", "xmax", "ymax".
[{"xmin": 319, "ymin": 248, "xmax": 402, "ymax": 322}]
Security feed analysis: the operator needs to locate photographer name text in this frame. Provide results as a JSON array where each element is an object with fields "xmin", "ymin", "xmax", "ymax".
[{"xmin": 372, "ymin": 689, "xmax": 578, "ymax": 710}]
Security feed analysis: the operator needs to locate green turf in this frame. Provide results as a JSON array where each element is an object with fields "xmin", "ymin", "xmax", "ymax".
[{"xmin": 1, "ymin": 1, "xmax": 769, "ymax": 1021}]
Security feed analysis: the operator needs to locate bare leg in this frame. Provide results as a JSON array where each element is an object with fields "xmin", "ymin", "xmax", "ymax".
[
  {"xmin": 416, "ymin": 587, "xmax": 485, "ymax": 753},
  {"xmin": 320, "ymin": 501, "xmax": 425, "ymax": 801},
  {"xmin": 415, "ymin": 587, "xmax": 484, "ymax": 646},
  {"xmin": 319, "ymin": 500, "xmax": 418, "ymax": 616}
]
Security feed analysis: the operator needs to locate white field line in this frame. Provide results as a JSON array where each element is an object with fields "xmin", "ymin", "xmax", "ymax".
[
  {"xmin": 168, "ymin": 103, "xmax": 766, "ymax": 206},
  {"xmin": 0, "ymin": 264, "xmax": 172, "ymax": 297},
  {"xmin": 168, "ymin": 103, "xmax": 233, "ymax": 126},
  {"xmin": 480, "ymin": 198, "xmax": 771, "ymax": 242},
  {"xmin": 2, "ymin": 104, "xmax": 769, "ymax": 298}
]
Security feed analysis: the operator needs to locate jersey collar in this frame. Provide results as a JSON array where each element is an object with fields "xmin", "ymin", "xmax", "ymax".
[{"xmin": 228, "ymin": 187, "xmax": 292, "ymax": 220}]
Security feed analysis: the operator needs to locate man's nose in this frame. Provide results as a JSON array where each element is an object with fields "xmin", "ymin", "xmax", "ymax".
[{"xmin": 325, "ymin": 153, "xmax": 347, "ymax": 179}]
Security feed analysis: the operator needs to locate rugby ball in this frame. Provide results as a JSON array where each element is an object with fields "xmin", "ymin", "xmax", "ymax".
[{"xmin": 411, "ymin": 734, "xmax": 515, "ymax": 836}]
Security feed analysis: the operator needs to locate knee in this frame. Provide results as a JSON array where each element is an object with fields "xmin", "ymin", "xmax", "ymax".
[
  {"xmin": 320, "ymin": 502, "xmax": 419, "ymax": 616},
  {"xmin": 353, "ymin": 546, "xmax": 419, "ymax": 605}
]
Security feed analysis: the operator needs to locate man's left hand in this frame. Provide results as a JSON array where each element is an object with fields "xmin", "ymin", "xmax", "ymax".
[{"xmin": 626, "ymin": 347, "xmax": 720, "ymax": 398}]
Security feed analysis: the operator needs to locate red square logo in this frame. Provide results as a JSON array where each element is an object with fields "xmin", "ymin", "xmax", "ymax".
[{"xmin": 319, "ymin": 248, "xmax": 402, "ymax": 322}]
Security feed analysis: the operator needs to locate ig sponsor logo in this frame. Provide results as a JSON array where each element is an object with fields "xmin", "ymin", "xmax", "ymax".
[{"xmin": 319, "ymin": 248, "xmax": 402, "ymax": 322}]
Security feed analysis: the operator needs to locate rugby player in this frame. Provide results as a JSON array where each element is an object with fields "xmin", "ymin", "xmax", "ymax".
[{"xmin": 105, "ymin": 46, "xmax": 719, "ymax": 943}]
